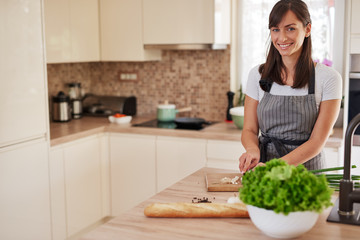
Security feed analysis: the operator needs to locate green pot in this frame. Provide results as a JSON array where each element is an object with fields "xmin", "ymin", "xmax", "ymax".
[{"xmin": 157, "ymin": 104, "xmax": 177, "ymax": 122}]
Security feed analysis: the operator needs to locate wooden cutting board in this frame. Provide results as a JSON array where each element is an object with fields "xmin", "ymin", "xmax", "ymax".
[{"xmin": 205, "ymin": 173, "xmax": 243, "ymax": 192}]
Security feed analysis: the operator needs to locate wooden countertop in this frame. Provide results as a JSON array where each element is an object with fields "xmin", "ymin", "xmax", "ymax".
[
  {"xmin": 80, "ymin": 167, "xmax": 360, "ymax": 240},
  {"xmin": 49, "ymin": 116, "xmax": 343, "ymax": 148}
]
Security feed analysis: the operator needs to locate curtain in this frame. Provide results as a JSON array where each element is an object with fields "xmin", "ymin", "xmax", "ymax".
[{"xmin": 237, "ymin": 0, "xmax": 334, "ymax": 90}]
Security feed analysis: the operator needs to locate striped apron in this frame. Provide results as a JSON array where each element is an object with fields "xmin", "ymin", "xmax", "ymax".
[{"xmin": 257, "ymin": 66, "xmax": 324, "ymax": 170}]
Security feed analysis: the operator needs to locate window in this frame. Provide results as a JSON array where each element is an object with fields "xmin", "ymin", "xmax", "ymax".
[{"xmin": 233, "ymin": 0, "xmax": 344, "ymax": 91}]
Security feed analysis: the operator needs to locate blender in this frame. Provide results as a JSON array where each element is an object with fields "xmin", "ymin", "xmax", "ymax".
[{"xmin": 67, "ymin": 82, "xmax": 83, "ymax": 119}]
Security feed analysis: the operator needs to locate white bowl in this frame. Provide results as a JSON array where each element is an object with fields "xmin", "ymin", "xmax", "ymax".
[
  {"xmin": 115, "ymin": 116, "xmax": 132, "ymax": 124},
  {"xmin": 247, "ymin": 205, "xmax": 319, "ymax": 239},
  {"xmin": 230, "ymin": 106, "xmax": 244, "ymax": 116},
  {"xmin": 108, "ymin": 115, "xmax": 115, "ymax": 123}
]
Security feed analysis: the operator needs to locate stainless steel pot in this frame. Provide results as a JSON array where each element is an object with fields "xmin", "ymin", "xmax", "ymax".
[{"xmin": 52, "ymin": 91, "xmax": 71, "ymax": 122}]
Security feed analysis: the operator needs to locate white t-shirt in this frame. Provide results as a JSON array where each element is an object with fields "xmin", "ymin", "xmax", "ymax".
[{"xmin": 245, "ymin": 63, "xmax": 342, "ymax": 109}]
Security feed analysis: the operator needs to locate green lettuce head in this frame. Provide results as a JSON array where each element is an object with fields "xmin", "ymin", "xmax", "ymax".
[{"xmin": 239, "ymin": 158, "xmax": 333, "ymax": 215}]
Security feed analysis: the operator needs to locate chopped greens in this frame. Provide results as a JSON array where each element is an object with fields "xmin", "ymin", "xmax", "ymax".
[{"xmin": 239, "ymin": 158, "xmax": 333, "ymax": 215}]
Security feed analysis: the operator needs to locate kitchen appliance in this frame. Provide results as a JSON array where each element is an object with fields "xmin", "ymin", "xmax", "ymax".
[
  {"xmin": 52, "ymin": 91, "xmax": 71, "ymax": 122},
  {"xmin": 67, "ymin": 82, "xmax": 83, "ymax": 119},
  {"xmin": 327, "ymin": 113, "xmax": 360, "ymax": 226},
  {"xmin": 133, "ymin": 118, "xmax": 216, "ymax": 130},
  {"xmin": 82, "ymin": 94, "xmax": 136, "ymax": 117}
]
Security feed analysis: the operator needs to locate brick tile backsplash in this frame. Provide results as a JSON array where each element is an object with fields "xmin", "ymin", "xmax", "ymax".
[{"xmin": 47, "ymin": 48, "xmax": 231, "ymax": 121}]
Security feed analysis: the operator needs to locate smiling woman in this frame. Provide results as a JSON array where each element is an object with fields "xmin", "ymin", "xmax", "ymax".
[
  {"xmin": 237, "ymin": 0, "xmax": 342, "ymax": 173},
  {"xmin": 233, "ymin": 0, "xmax": 343, "ymax": 91}
]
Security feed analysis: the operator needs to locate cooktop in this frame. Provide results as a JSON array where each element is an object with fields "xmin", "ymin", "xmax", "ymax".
[{"xmin": 133, "ymin": 119, "xmax": 216, "ymax": 131}]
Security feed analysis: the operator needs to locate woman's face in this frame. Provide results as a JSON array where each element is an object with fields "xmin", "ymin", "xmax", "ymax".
[{"xmin": 270, "ymin": 10, "xmax": 311, "ymax": 60}]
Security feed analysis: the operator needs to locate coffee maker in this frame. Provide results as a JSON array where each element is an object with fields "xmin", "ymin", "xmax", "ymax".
[{"xmin": 67, "ymin": 82, "xmax": 83, "ymax": 119}]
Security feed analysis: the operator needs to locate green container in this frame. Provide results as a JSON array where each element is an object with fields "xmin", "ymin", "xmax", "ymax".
[
  {"xmin": 157, "ymin": 104, "xmax": 177, "ymax": 122},
  {"xmin": 231, "ymin": 114, "xmax": 244, "ymax": 129}
]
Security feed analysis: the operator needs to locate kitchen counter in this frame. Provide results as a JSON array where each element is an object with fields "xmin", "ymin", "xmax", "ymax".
[
  {"xmin": 80, "ymin": 167, "xmax": 360, "ymax": 240},
  {"xmin": 49, "ymin": 116, "xmax": 343, "ymax": 148}
]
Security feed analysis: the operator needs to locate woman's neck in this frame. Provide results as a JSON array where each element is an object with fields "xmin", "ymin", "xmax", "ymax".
[{"xmin": 281, "ymin": 56, "xmax": 299, "ymax": 85}]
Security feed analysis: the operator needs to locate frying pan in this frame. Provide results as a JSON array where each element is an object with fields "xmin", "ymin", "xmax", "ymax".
[{"xmin": 174, "ymin": 117, "xmax": 211, "ymax": 130}]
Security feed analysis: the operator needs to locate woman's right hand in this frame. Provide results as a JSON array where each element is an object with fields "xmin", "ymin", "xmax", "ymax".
[{"xmin": 239, "ymin": 149, "xmax": 260, "ymax": 173}]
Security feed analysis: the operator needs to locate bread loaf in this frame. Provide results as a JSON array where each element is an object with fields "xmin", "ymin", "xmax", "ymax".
[{"xmin": 144, "ymin": 202, "xmax": 249, "ymax": 218}]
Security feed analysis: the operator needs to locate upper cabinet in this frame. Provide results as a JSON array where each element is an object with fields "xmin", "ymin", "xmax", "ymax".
[
  {"xmin": 44, "ymin": 0, "xmax": 100, "ymax": 63},
  {"xmin": 143, "ymin": 0, "xmax": 230, "ymax": 49},
  {"xmin": 44, "ymin": 0, "xmax": 230, "ymax": 63},
  {"xmin": 99, "ymin": 0, "xmax": 161, "ymax": 61},
  {"xmin": 350, "ymin": 0, "xmax": 360, "ymax": 53}
]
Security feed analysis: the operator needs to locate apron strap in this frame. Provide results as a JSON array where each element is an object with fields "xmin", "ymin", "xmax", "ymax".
[
  {"xmin": 259, "ymin": 63, "xmax": 316, "ymax": 94},
  {"xmin": 259, "ymin": 134, "xmax": 308, "ymax": 163},
  {"xmin": 308, "ymin": 64, "xmax": 315, "ymax": 94}
]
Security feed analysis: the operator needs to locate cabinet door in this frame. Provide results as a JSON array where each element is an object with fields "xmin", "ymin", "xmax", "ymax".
[
  {"xmin": 69, "ymin": 0, "xmax": 100, "ymax": 62},
  {"xmin": 143, "ymin": 0, "xmax": 214, "ymax": 44},
  {"xmin": 207, "ymin": 140, "xmax": 245, "ymax": 170},
  {"xmin": 0, "ymin": 140, "xmax": 51, "ymax": 240},
  {"xmin": 157, "ymin": 136, "xmax": 206, "ymax": 192},
  {"xmin": 63, "ymin": 136, "xmax": 103, "ymax": 236},
  {"xmin": 44, "ymin": 0, "xmax": 71, "ymax": 62},
  {"xmin": 350, "ymin": 0, "xmax": 360, "ymax": 53},
  {"xmin": 110, "ymin": 133, "xmax": 156, "ymax": 216},
  {"xmin": 323, "ymin": 147, "xmax": 340, "ymax": 170},
  {"xmin": 49, "ymin": 147, "xmax": 67, "ymax": 240},
  {"xmin": 0, "ymin": 0, "xmax": 47, "ymax": 146},
  {"xmin": 44, "ymin": 0, "xmax": 100, "ymax": 63},
  {"xmin": 99, "ymin": 0, "xmax": 161, "ymax": 61},
  {"xmin": 351, "ymin": 0, "xmax": 360, "ymax": 34}
]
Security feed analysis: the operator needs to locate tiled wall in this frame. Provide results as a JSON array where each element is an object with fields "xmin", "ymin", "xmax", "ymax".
[{"xmin": 47, "ymin": 48, "xmax": 231, "ymax": 121}]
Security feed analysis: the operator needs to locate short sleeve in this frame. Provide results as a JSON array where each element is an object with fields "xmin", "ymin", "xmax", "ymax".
[
  {"xmin": 321, "ymin": 65, "xmax": 342, "ymax": 101},
  {"xmin": 244, "ymin": 65, "xmax": 261, "ymax": 101}
]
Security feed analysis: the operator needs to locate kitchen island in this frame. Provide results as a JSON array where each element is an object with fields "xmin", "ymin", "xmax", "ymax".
[{"xmin": 80, "ymin": 167, "xmax": 360, "ymax": 240}]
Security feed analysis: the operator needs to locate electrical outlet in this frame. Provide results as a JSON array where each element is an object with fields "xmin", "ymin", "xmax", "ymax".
[{"xmin": 119, "ymin": 72, "xmax": 138, "ymax": 81}]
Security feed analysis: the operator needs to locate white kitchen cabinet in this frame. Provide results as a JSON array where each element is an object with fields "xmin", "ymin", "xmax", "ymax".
[
  {"xmin": 323, "ymin": 147, "xmax": 341, "ymax": 170},
  {"xmin": 350, "ymin": 0, "xmax": 360, "ymax": 53},
  {"xmin": 143, "ymin": 0, "xmax": 230, "ymax": 46},
  {"xmin": 44, "ymin": 0, "xmax": 100, "ymax": 63},
  {"xmin": 49, "ymin": 134, "xmax": 109, "ymax": 238},
  {"xmin": 109, "ymin": 133, "xmax": 156, "ymax": 216},
  {"xmin": 0, "ymin": 0, "xmax": 48, "ymax": 147},
  {"xmin": 156, "ymin": 136, "xmax": 207, "ymax": 192},
  {"xmin": 0, "ymin": 140, "xmax": 52, "ymax": 240},
  {"xmin": 49, "ymin": 146, "xmax": 67, "ymax": 240},
  {"xmin": 206, "ymin": 139, "xmax": 245, "ymax": 170},
  {"xmin": 64, "ymin": 135, "xmax": 103, "ymax": 237},
  {"xmin": 99, "ymin": 0, "xmax": 161, "ymax": 61}
]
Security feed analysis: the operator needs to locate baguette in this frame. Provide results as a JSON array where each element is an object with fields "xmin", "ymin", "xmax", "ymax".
[{"xmin": 144, "ymin": 202, "xmax": 249, "ymax": 218}]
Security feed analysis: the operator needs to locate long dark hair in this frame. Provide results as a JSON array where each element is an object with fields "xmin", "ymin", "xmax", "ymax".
[{"xmin": 259, "ymin": 0, "xmax": 313, "ymax": 89}]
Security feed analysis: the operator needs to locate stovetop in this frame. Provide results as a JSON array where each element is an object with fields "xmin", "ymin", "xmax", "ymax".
[{"xmin": 133, "ymin": 119, "xmax": 215, "ymax": 131}]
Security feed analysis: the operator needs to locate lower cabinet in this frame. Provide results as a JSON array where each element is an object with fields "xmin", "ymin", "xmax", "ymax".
[
  {"xmin": 323, "ymin": 147, "xmax": 341, "ymax": 169},
  {"xmin": 49, "ymin": 134, "xmax": 109, "ymax": 239},
  {"xmin": 206, "ymin": 140, "xmax": 245, "ymax": 170},
  {"xmin": 0, "ymin": 140, "xmax": 52, "ymax": 240},
  {"xmin": 156, "ymin": 136, "xmax": 207, "ymax": 192},
  {"xmin": 109, "ymin": 133, "xmax": 156, "ymax": 216}
]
